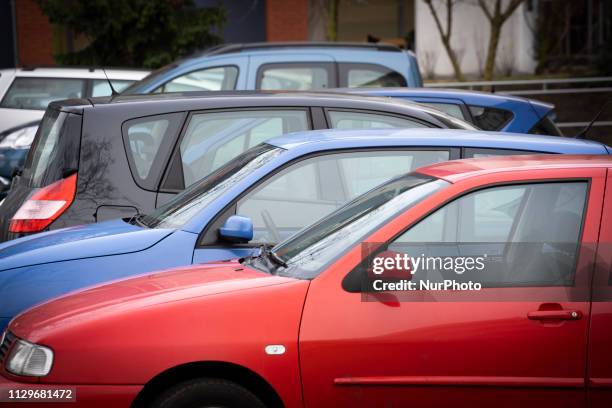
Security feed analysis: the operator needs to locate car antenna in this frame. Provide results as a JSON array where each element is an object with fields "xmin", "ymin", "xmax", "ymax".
[
  {"xmin": 575, "ymin": 98, "xmax": 610, "ymax": 139},
  {"xmin": 102, "ymin": 68, "xmax": 119, "ymax": 98}
]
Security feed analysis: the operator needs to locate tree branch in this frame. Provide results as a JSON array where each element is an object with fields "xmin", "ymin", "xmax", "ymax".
[
  {"xmin": 423, "ymin": 0, "xmax": 465, "ymax": 81},
  {"xmin": 446, "ymin": 0, "xmax": 452, "ymax": 38},
  {"xmin": 477, "ymin": 0, "xmax": 492, "ymax": 21},
  {"xmin": 424, "ymin": 0, "xmax": 448, "ymax": 40},
  {"xmin": 501, "ymin": 0, "xmax": 525, "ymax": 21}
]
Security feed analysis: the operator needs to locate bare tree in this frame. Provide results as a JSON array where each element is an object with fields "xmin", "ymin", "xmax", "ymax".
[
  {"xmin": 423, "ymin": 0, "xmax": 465, "ymax": 81},
  {"xmin": 454, "ymin": 42, "xmax": 466, "ymax": 68},
  {"xmin": 476, "ymin": 0, "xmax": 525, "ymax": 80},
  {"xmin": 473, "ymin": 30, "xmax": 486, "ymax": 77},
  {"xmin": 420, "ymin": 49, "xmax": 439, "ymax": 79},
  {"xmin": 496, "ymin": 43, "xmax": 515, "ymax": 77}
]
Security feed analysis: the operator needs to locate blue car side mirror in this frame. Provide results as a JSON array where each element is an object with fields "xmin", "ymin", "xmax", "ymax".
[{"xmin": 218, "ymin": 215, "xmax": 253, "ymax": 243}]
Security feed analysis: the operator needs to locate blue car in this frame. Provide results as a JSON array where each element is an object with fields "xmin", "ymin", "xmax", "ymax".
[
  {"xmin": 0, "ymin": 128, "xmax": 609, "ymax": 331},
  {"xmin": 123, "ymin": 42, "xmax": 423, "ymax": 94},
  {"xmin": 340, "ymin": 88, "xmax": 562, "ymax": 136}
]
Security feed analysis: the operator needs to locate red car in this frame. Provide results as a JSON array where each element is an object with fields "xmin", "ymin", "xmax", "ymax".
[{"xmin": 1, "ymin": 154, "xmax": 612, "ymax": 408}]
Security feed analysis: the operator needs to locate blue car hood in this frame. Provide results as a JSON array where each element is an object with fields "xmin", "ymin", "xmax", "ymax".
[{"xmin": 0, "ymin": 219, "xmax": 175, "ymax": 272}]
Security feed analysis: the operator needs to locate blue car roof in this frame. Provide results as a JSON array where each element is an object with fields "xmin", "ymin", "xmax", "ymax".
[
  {"xmin": 338, "ymin": 87, "xmax": 553, "ymax": 111},
  {"xmin": 340, "ymin": 88, "xmax": 554, "ymax": 109},
  {"xmin": 265, "ymin": 128, "xmax": 607, "ymax": 155}
]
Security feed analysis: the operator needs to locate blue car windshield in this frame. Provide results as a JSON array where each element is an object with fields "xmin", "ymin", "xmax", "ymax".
[
  {"xmin": 244, "ymin": 173, "xmax": 449, "ymax": 279},
  {"xmin": 140, "ymin": 143, "xmax": 283, "ymax": 229}
]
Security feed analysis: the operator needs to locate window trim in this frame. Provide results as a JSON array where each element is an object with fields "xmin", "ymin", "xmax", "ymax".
[
  {"xmin": 324, "ymin": 107, "xmax": 438, "ymax": 129},
  {"xmin": 155, "ymin": 64, "xmax": 240, "ymax": 93},
  {"xmin": 121, "ymin": 111, "xmax": 187, "ymax": 192},
  {"xmin": 0, "ymin": 76, "xmax": 89, "ymax": 111},
  {"xmin": 158, "ymin": 107, "xmax": 314, "ymax": 193},
  {"xmin": 342, "ymin": 178, "xmax": 592, "ymax": 293},
  {"xmin": 196, "ymin": 147, "xmax": 455, "ymax": 248},
  {"xmin": 338, "ymin": 62, "xmax": 407, "ymax": 88},
  {"xmin": 256, "ymin": 62, "xmax": 337, "ymax": 90}
]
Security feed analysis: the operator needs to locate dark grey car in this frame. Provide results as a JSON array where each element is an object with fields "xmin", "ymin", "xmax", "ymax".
[{"xmin": 0, "ymin": 91, "xmax": 476, "ymax": 241}]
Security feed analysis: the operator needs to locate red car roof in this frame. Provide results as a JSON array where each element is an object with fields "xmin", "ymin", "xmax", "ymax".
[{"xmin": 417, "ymin": 154, "xmax": 612, "ymax": 183}]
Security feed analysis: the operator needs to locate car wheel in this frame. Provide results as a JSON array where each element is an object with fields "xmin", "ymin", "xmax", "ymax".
[{"xmin": 149, "ymin": 378, "xmax": 267, "ymax": 408}]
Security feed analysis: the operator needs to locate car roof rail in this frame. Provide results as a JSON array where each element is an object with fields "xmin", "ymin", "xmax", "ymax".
[
  {"xmin": 19, "ymin": 65, "xmax": 148, "ymax": 72},
  {"xmin": 201, "ymin": 42, "xmax": 402, "ymax": 56}
]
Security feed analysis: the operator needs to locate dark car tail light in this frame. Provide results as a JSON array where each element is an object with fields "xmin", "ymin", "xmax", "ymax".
[{"xmin": 9, "ymin": 173, "xmax": 77, "ymax": 233}]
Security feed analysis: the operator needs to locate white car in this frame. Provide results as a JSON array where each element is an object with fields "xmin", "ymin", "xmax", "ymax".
[{"xmin": 0, "ymin": 67, "xmax": 149, "ymax": 133}]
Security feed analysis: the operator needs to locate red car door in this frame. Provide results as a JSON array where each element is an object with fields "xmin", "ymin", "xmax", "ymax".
[
  {"xmin": 587, "ymin": 167, "xmax": 612, "ymax": 407},
  {"xmin": 299, "ymin": 167, "xmax": 605, "ymax": 408}
]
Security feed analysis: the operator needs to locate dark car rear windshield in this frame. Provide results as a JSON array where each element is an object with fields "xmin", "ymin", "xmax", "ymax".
[{"xmin": 22, "ymin": 108, "xmax": 81, "ymax": 188}]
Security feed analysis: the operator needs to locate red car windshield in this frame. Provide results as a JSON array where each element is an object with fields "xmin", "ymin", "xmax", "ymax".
[{"xmin": 246, "ymin": 173, "xmax": 449, "ymax": 279}]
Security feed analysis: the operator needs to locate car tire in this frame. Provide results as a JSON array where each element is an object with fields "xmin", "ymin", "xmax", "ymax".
[{"xmin": 149, "ymin": 378, "xmax": 267, "ymax": 408}]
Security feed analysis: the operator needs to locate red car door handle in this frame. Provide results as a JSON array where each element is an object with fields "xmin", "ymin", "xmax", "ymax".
[{"xmin": 527, "ymin": 310, "xmax": 582, "ymax": 320}]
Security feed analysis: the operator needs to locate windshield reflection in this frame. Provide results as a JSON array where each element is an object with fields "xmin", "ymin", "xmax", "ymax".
[
  {"xmin": 247, "ymin": 174, "xmax": 448, "ymax": 279},
  {"xmin": 141, "ymin": 144, "xmax": 283, "ymax": 229}
]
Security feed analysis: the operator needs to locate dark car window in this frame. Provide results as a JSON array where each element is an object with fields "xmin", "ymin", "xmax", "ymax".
[
  {"xmin": 529, "ymin": 113, "xmax": 563, "ymax": 136},
  {"xmin": 179, "ymin": 110, "xmax": 310, "ymax": 187},
  {"xmin": 122, "ymin": 113, "xmax": 185, "ymax": 191},
  {"xmin": 22, "ymin": 108, "xmax": 82, "ymax": 188},
  {"xmin": 339, "ymin": 63, "xmax": 407, "ymax": 88},
  {"xmin": 328, "ymin": 110, "xmax": 427, "ymax": 129},
  {"xmin": 393, "ymin": 181, "xmax": 587, "ymax": 287},
  {"xmin": 468, "ymin": 105, "xmax": 513, "ymax": 131},
  {"xmin": 0, "ymin": 78, "xmax": 86, "ymax": 110},
  {"xmin": 126, "ymin": 118, "xmax": 169, "ymax": 180},
  {"xmin": 409, "ymin": 103, "xmax": 478, "ymax": 130},
  {"xmin": 419, "ymin": 102, "xmax": 467, "ymax": 121}
]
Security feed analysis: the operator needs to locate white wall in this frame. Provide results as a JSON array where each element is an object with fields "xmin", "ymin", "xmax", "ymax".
[{"xmin": 415, "ymin": 0, "xmax": 537, "ymax": 79}]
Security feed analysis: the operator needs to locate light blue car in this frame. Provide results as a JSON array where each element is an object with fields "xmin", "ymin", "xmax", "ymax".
[
  {"xmin": 123, "ymin": 42, "xmax": 423, "ymax": 94},
  {"xmin": 0, "ymin": 128, "xmax": 610, "ymax": 331}
]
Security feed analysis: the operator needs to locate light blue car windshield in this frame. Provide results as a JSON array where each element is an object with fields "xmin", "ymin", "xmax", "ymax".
[
  {"xmin": 122, "ymin": 63, "xmax": 178, "ymax": 94},
  {"xmin": 140, "ymin": 143, "xmax": 283, "ymax": 229}
]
